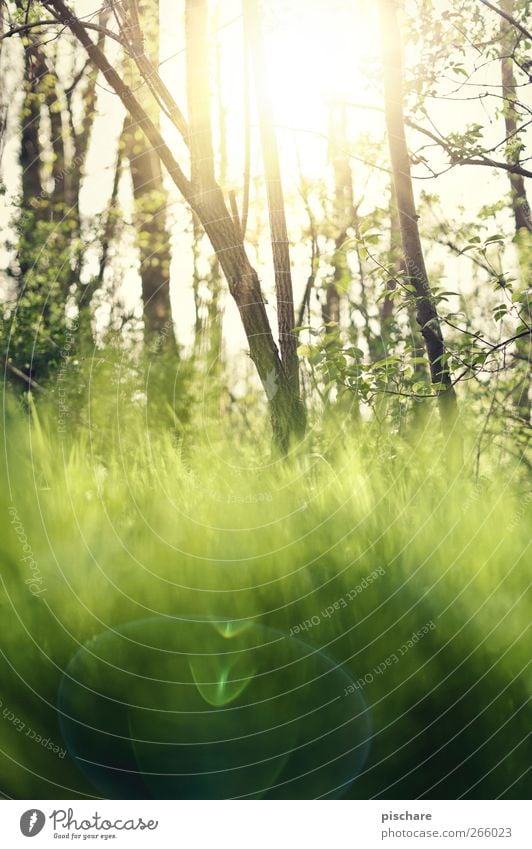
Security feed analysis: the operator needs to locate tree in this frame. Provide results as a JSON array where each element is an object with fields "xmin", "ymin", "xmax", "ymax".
[
  {"xmin": 244, "ymin": 0, "xmax": 300, "ymax": 398},
  {"xmin": 499, "ymin": 1, "xmax": 532, "ymax": 237},
  {"xmin": 377, "ymin": 0, "xmax": 460, "ymax": 437},
  {"xmin": 39, "ymin": 0, "xmax": 305, "ymax": 450},
  {"xmin": 499, "ymin": 0, "xmax": 531, "ymax": 419},
  {"xmin": 120, "ymin": 0, "xmax": 176, "ymax": 353},
  {"xmin": 3, "ymin": 2, "xmax": 113, "ymax": 384},
  {"xmin": 324, "ymin": 103, "xmax": 353, "ymax": 336}
]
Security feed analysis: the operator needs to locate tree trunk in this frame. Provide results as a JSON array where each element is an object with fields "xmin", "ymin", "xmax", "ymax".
[
  {"xmin": 123, "ymin": 0, "xmax": 175, "ymax": 352},
  {"xmin": 323, "ymin": 104, "xmax": 353, "ymax": 336},
  {"xmin": 123, "ymin": 114, "xmax": 175, "ymax": 348},
  {"xmin": 194, "ymin": 185, "xmax": 305, "ymax": 450},
  {"xmin": 378, "ymin": 0, "xmax": 459, "ymax": 438},
  {"xmin": 380, "ymin": 188, "xmax": 400, "ymax": 333},
  {"xmin": 500, "ymin": 3, "xmax": 532, "ymax": 236},
  {"xmin": 499, "ymin": 0, "xmax": 531, "ymax": 421},
  {"xmin": 244, "ymin": 0, "xmax": 300, "ymax": 397},
  {"xmin": 19, "ymin": 39, "xmax": 45, "ymax": 233}
]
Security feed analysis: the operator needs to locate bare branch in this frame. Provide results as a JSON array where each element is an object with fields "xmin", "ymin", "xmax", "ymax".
[
  {"xmin": 2, "ymin": 359, "xmax": 46, "ymax": 393},
  {"xmin": 0, "ymin": 18, "xmax": 126, "ymax": 47},
  {"xmin": 41, "ymin": 0, "xmax": 192, "ymax": 198},
  {"xmin": 478, "ymin": 0, "xmax": 532, "ymax": 42}
]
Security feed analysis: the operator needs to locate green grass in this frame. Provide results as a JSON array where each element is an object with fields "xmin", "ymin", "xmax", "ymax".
[{"xmin": 0, "ymin": 387, "xmax": 529, "ymax": 799}]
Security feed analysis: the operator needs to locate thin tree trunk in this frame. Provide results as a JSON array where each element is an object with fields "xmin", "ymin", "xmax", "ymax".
[
  {"xmin": 380, "ymin": 188, "xmax": 400, "ymax": 334},
  {"xmin": 499, "ymin": 0, "xmax": 531, "ymax": 421},
  {"xmin": 15, "ymin": 32, "xmax": 69, "ymax": 382},
  {"xmin": 243, "ymin": 0, "xmax": 299, "ymax": 397},
  {"xmin": 500, "ymin": 3, "xmax": 532, "ymax": 236},
  {"xmin": 124, "ymin": 113, "xmax": 175, "ymax": 347},
  {"xmin": 321, "ymin": 104, "xmax": 354, "ymax": 401},
  {"xmin": 323, "ymin": 105, "xmax": 353, "ymax": 335},
  {"xmin": 389, "ymin": 184, "xmax": 429, "ymax": 420},
  {"xmin": 123, "ymin": 0, "xmax": 175, "ymax": 352},
  {"xmin": 378, "ymin": 0, "xmax": 459, "ymax": 437},
  {"xmin": 96, "ymin": 136, "xmax": 123, "ymax": 291},
  {"xmin": 68, "ymin": 7, "xmax": 110, "ymax": 312},
  {"xmin": 19, "ymin": 39, "xmax": 44, "ymax": 229}
]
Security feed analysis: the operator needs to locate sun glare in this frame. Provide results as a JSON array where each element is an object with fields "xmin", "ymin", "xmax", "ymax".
[
  {"xmin": 209, "ymin": 0, "xmax": 381, "ymax": 182},
  {"xmin": 265, "ymin": 3, "xmax": 378, "ymax": 124}
]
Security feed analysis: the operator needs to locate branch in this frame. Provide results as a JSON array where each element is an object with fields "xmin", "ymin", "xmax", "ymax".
[
  {"xmin": 40, "ymin": 0, "xmax": 192, "ymax": 200},
  {"xmin": 458, "ymin": 153, "xmax": 532, "ymax": 179},
  {"xmin": 478, "ymin": 0, "xmax": 532, "ymax": 42},
  {"xmin": 2, "ymin": 358, "xmax": 46, "ymax": 393},
  {"xmin": 346, "ymin": 102, "xmax": 532, "ymax": 179},
  {"xmin": 486, "ymin": 328, "xmax": 531, "ymax": 354},
  {"xmin": 111, "ymin": 0, "xmax": 189, "ymax": 145},
  {"xmin": 296, "ymin": 172, "xmax": 320, "ymax": 328},
  {"xmin": 443, "ymin": 320, "xmax": 531, "ymax": 358},
  {"xmin": 405, "ymin": 116, "xmax": 532, "ymax": 178},
  {"xmin": 0, "ymin": 18, "xmax": 125, "ymax": 47},
  {"xmin": 96, "ymin": 119, "xmax": 124, "ymax": 291},
  {"xmin": 436, "ymin": 238, "xmax": 494, "ymax": 274}
]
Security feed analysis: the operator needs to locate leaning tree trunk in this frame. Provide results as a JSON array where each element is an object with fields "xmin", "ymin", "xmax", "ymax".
[
  {"xmin": 378, "ymin": 0, "xmax": 459, "ymax": 439},
  {"xmin": 43, "ymin": 0, "xmax": 304, "ymax": 449}
]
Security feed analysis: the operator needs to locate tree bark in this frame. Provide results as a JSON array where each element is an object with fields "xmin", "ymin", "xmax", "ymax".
[
  {"xmin": 19, "ymin": 39, "xmax": 45, "ymax": 226},
  {"xmin": 499, "ymin": 0, "xmax": 531, "ymax": 421},
  {"xmin": 123, "ymin": 0, "xmax": 175, "ymax": 351},
  {"xmin": 323, "ymin": 104, "xmax": 353, "ymax": 336},
  {"xmin": 500, "ymin": 3, "xmax": 532, "ymax": 236},
  {"xmin": 243, "ymin": 0, "xmax": 300, "ymax": 396},
  {"xmin": 378, "ymin": 0, "xmax": 459, "ymax": 436}
]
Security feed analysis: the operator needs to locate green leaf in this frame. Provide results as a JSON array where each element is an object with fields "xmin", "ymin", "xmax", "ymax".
[{"xmin": 493, "ymin": 304, "xmax": 508, "ymax": 322}]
